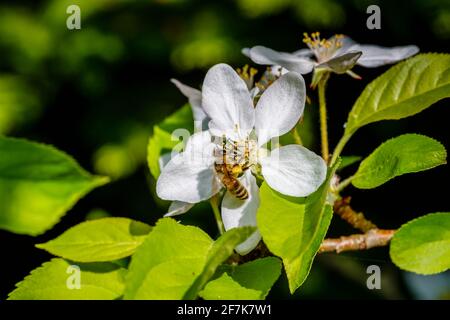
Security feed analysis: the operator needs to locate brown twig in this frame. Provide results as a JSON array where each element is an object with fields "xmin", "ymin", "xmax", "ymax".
[
  {"xmin": 333, "ymin": 196, "xmax": 377, "ymax": 232},
  {"xmin": 229, "ymin": 198, "xmax": 394, "ymax": 261},
  {"xmin": 319, "ymin": 229, "xmax": 395, "ymax": 253}
]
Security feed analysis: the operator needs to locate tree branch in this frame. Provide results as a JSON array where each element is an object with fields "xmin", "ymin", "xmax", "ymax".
[
  {"xmin": 333, "ymin": 196, "xmax": 377, "ymax": 232},
  {"xmin": 319, "ymin": 229, "xmax": 395, "ymax": 253}
]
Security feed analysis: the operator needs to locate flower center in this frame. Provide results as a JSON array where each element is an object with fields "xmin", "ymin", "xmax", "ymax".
[
  {"xmin": 213, "ymin": 135, "xmax": 257, "ymax": 178},
  {"xmin": 303, "ymin": 32, "xmax": 344, "ymax": 63},
  {"xmin": 237, "ymin": 64, "xmax": 258, "ymax": 90}
]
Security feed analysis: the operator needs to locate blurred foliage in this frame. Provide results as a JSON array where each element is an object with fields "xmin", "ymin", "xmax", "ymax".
[
  {"xmin": 0, "ymin": 0, "xmax": 449, "ymax": 299},
  {"xmin": 93, "ymin": 127, "xmax": 148, "ymax": 180},
  {"xmin": 236, "ymin": 0, "xmax": 346, "ymax": 28},
  {"xmin": 170, "ymin": 10, "xmax": 239, "ymax": 70},
  {"xmin": 0, "ymin": 76, "xmax": 41, "ymax": 134}
]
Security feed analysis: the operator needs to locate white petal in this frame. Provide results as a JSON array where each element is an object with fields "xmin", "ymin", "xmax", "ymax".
[
  {"xmin": 261, "ymin": 145, "xmax": 327, "ymax": 197},
  {"xmin": 293, "ymin": 48, "xmax": 313, "ymax": 57},
  {"xmin": 241, "ymin": 47, "xmax": 251, "ymax": 57},
  {"xmin": 164, "ymin": 201, "xmax": 195, "ymax": 217},
  {"xmin": 156, "ymin": 131, "xmax": 220, "ymax": 203},
  {"xmin": 202, "ymin": 64, "xmax": 255, "ymax": 138},
  {"xmin": 249, "ymin": 86, "xmax": 260, "ymax": 100},
  {"xmin": 158, "ymin": 152, "xmax": 173, "ymax": 170},
  {"xmin": 248, "ymin": 46, "xmax": 315, "ymax": 74},
  {"xmin": 221, "ymin": 172, "xmax": 261, "ymax": 255},
  {"xmin": 255, "ymin": 72, "xmax": 306, "ymax": 146},
  {"xmin": 351, "ymin": 44, "xmax": 419, "ymax": 67},
  {"xmin": 171, "ymin": 78, "xmax": 209, "ymax": 130}
]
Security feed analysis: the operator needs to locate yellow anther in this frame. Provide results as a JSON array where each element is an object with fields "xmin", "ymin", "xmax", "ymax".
[
  {"xmin": 237, "ymin": 64, "xmax": 257, "ymax": 81},
  {"xmin": 301, "ymin": 32, "xmax": 347, "ymax": 63}
]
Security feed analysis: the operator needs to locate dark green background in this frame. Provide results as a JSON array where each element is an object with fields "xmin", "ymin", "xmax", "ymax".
[{"xmin": 0, "ymin": 0, "xmax": 449, "ymax": 299}]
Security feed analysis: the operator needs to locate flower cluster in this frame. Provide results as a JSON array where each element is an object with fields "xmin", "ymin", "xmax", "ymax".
[
  {"xmin": 243, "ymin": 32, "xmax": 418, "ymax": 86},
  {"xmin": 156, "ymin": 32, "xmax": 419, "ymax": 255},
  {"xmin": 157, "ymin": 63, "xmax": 327, "ymax": 254}
]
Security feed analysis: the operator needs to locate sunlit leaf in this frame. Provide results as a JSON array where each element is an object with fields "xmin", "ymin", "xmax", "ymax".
[
  {"xmin": 8, "ymin": 258, "xmax": 126, "ymax": 300},
  {"xmin": 36, "ymin": 218, "xmax": 151, "ymax": 262},
  {"xmin": 345, "ymin": 54, "xmax": 450, "ymax": 135},
  {"xmin": 183, "ymin": 226, "xmax": 256, "ymax": 299},
  {"xmin": 200, "ymin": 273, "xmax": 261, "ymax": 300},
  {"xmin": 390, "ymin": 212, "xmax": 450, "ymax": 275},
  {"xmin": 200, "ymin": 257, "xmax": 282, "ymax": 300},
  {"xmin": 124, "ymin": 218, "xmax": 212, "ymax": 300},
  {"xmin": 257, "ymin": 162, "xmax": 338, "ymax": 293},
  {"xmin": 352, "ymin": 134, "xmax": 446, "ymax": 189},
  {"xmin": 0, "ymin": 137, "xmax": 109, "ymax": 235}
]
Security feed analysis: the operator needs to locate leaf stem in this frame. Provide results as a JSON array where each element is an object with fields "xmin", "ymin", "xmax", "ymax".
[
  {"xmin": 291, "ymin": 125, "xmax": 303, "ymax": 145},
  {"xmin": 335, "ymin": 175, "xmax": 355, "ymax": 193},
  {"xmin": 318, "ymin": 75, "xmax": 330, "ymax": 163},
  {"xmin": 210, "ymin": 195, "xmax": 224, "ymax": 235},
  {"xmin": 330, "ymin": 132, "xmax": 352, "ymax": 167}
]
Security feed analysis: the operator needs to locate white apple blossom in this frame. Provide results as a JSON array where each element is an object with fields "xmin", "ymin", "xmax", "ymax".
[
  {"xmin": 243, "ymin": 32, "xmax": 419, "ymax": 79},
  {"xmin": 170, "ymin": 79, "xmax": 210, "ymax": 131},
  {"xmin": 161, "ymin": 69, "xmax": 261, "ymax": 217},
  {"xmin": 157, "ymin": 64, "xmax": 327, "ymax": 254}
]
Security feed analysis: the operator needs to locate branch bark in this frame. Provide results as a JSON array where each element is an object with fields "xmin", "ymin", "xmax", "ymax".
[
  {"xmin": 319, "ymin": 229, "xmax": 395, "ymax": 253},
  {"xmin": 333, "ymin": 196, "xmax": 377, "ymax": 232}
]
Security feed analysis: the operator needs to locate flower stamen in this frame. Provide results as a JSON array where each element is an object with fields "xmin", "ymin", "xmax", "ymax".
[
  {"xmin": 303, "ymin": 32, "xmax": 345, "ymax": 63},
  {"xmin": 237, "ymin": 64, "xmax": 258, "ymax": 90}
]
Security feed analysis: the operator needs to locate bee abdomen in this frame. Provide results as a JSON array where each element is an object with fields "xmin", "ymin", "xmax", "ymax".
[{"xmin": 230, "ymin": 180, "xmax": 249, "ymax": 200}]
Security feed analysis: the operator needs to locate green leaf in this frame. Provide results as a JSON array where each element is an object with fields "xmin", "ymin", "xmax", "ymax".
[
  {"xmin": 124, "ymin": 218, "xmax": 213, "ymax": 300},
  {"xmin": 0, "ymin": 137, "xmax": 109, "ymax": 235},
  {"xmin": 8, "ymin": 258, "xmax": 126, "ymax": 300},
  {"xmin": 183, "ymin": 226, "xmax": 256, "ymax": 300},
  {"xmin": 36, "ymin": 218, "xmax": 152, "ymax": 262},
  {"xmin": 228, "ymin": 257, "xmax": 282, "ymax": 296},
  {"xmin": 257, "ymin": 162, "xmax": 338, "ymax": 293},
  {"xmin": 147, "ymin": 104, "xmax": 194, "ymax": 179},
  {"xmin": 199, "ymin": 273, "xmax": 262, "ymax": 300},
  {"xmin": 390, "ymin": 212, "xmax": 450, "ymax": 275},
  {"xmin": 345, "ymin": 54, "xmax": 450, "ymax": 136},
  {"xmin": 338, "ymin": 155, "xmax": 362, "ymax": 171},
  {"xmin": 352, "ymin": 134, "xmax": 447, "ymax": 189},
  {"xmin": 200, "ymin": 257, "xmax": 282, "ymax": 300}
]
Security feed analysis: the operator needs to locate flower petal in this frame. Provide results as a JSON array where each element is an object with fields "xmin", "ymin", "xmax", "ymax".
[
  {"xmin": 158, "ymin": 151, "xmax": 174, "ymax": 170},
  {"xmin": 260, "ymin": 145, "xmax": 327, "ymax": 197},
  {"xmin": 318, "ymin": 51, "xmax": 362, "ymax": 74},
  {"xmin": 171, "ymin": 79, "xmax": 209, "ymax": 130},
  {"xmin": 164, "ymin": 201, "xmax": 195, "ymax": 217},
  {"xmin": 241, "ymin": 47, "xmax": 251, "ymax": 57},
  {"xmin": 293, "ymin": 48, "xmax": 313, "ymax": 57},
  {"xmin": 255, "ymin": 72, "xmax": 306, "ymax": 146},
  {"xmin": 221, "ymin": 172, "xmax": 261, "ymax": 255},
  {"xmin": 248, "ymin": 46, "xmax": 315, "ymax": 74},
  {"xmin": 202, "ymin": 64, "xmax": 255, "ymax": 138},
  {"xmin": 156, "ymin": 131, "xmax": 220, "ymax": 203},
  {"xmin": 351, "ymin": 44, "xmax": 419, "ymax": 67}
]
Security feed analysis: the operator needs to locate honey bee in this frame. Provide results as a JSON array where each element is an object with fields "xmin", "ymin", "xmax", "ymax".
[{"xmin": 214, "ymin": 136, "xmax": 251, "ymax": 200}]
